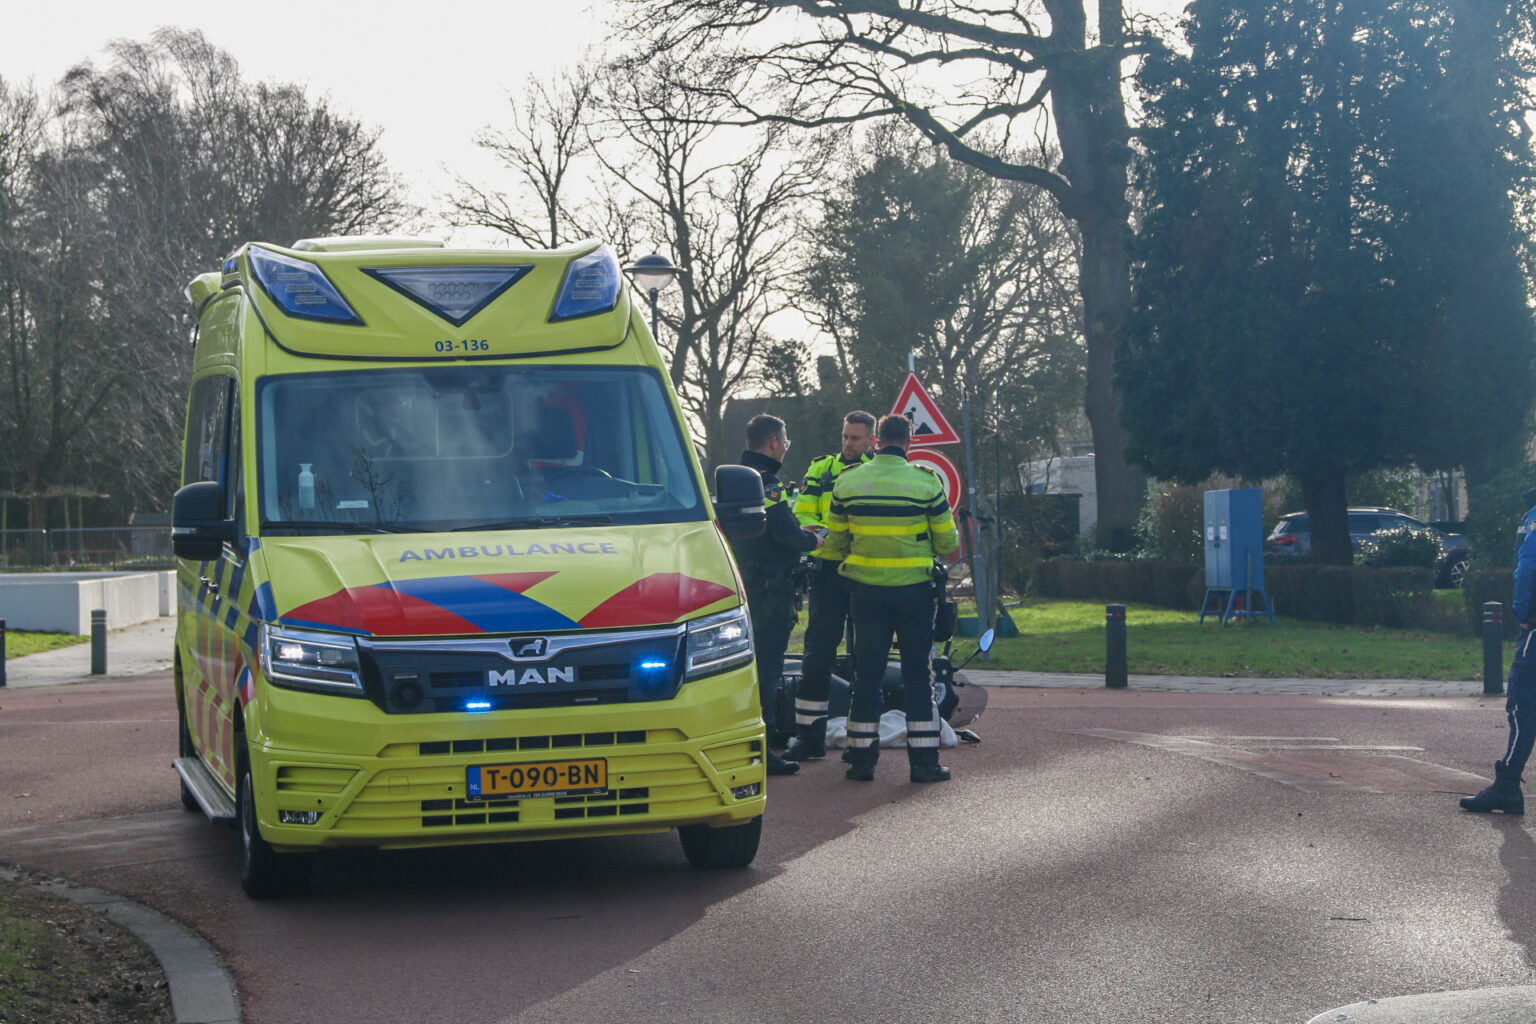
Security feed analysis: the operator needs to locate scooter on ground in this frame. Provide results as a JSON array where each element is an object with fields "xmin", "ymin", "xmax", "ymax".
[{"xmin": 769, "ymin": 560, "xmax": 994, "ymax": 747}]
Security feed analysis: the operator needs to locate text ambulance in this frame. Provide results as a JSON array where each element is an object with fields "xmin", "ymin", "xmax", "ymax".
[{"xmin": 172, "ymin": 237, "xmax": 767, "ymax": 897}]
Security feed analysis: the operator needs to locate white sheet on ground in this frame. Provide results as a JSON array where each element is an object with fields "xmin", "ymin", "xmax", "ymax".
[{"xmin": 824, "ymin": 710, "xmax": 957, "ymax": 748}]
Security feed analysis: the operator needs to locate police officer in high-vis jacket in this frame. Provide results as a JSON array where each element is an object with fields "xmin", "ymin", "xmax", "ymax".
[
  {"xmin": 824, "ymin": 413, "xmax": 959, "ymax": 783},
  {"xmin": 783, "ymin": 410, "xmax": 876, "ymax": 762},
  {"xmin": 1461, "ymin": 487, "xmax": 1536, "ymax": 814},
  {"xmin": 732, "ymin": 414, "xmax": 823, "ymax": 777}
]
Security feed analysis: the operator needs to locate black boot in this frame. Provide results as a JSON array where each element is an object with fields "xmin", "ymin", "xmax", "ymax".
[
  {"xmin": 766, "ymin": 751, "xmax": 800, "ymax": 776},
  {"xmin": 844, "ymin": 749, "xmax": 876, "ymax": 781},
  {"xmin": 783, "ymin": 725, "xmax": 826, "ymax": 762},
  {"xmin": 1460, "ymin": 760, "xmax": 1524, "ymax": 814},
  {"xmin": 910, "ymin": 763, "xmax": 951, "ymax": 783}
]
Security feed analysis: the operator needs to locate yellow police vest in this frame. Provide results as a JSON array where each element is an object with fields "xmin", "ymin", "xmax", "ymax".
[{"xmin": 793, "ymin": 452, "xmax": 871, "ymax": 562}]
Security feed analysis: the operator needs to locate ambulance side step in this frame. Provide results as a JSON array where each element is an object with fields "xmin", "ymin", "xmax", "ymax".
[{"xmin": 174, "ymin": 756, "xmax": 237, "ymax": 823}]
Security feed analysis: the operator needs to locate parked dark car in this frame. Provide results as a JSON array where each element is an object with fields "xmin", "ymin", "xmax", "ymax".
[{"xmin": 1265, "ymin": 506, "xmax": 1470, "ymax": 588}]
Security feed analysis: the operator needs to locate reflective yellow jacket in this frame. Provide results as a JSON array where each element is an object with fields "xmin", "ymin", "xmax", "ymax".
[
  {"xmin": 793, "ymin": 451, "xmax": 871, "ymax": 561},
  {"xmin": 824, "ymin": 451, "xmax": 959, "ymax": 586}
]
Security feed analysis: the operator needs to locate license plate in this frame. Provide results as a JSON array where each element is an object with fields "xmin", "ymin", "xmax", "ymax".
[{"xmin": 467, "ymin": 758, "xmax": 608, "ymax": 800}]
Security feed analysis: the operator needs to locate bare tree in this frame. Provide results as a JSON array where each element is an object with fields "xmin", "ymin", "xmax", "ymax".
[
  {"xmin": 804, "ymin": 124, "xmax": 1083, "ymax": 478},
  {"xmin": 445, "ymin": 66, "xmax": 601, "ymax": 248},
  {"xmin": 591, "ymin": 56, "xmax": 832, "ymax": 466},
  {"xmin": 621, "ymin": 0, "xmax": 1162, "ymax": 548},
  {"xmin": 0, "ymin": 31, "xmax": 411, "ymax": 527},
  {"xmin": 446, "ymin": 52, "xmax": 827, "ymax": 465}
]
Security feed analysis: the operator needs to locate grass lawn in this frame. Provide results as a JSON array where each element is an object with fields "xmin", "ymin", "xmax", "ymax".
[
  {"xmin": 4, "ymin": 630, "xmax": 86, "ymax": 659},
  {"xmin": 790, "ymin": 598, "xmax": 1500, "ymax": 681}
]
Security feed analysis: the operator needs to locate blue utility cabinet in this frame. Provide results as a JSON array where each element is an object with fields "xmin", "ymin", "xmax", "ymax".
[{"xmin": 1200, "ymin": 488, "xmax": 1275, "ymax": 626}]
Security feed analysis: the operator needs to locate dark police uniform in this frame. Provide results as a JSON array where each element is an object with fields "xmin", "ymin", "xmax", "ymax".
[
  {"xmin": 824, "ymin": 447, "xmax": 958, "ymax": 781},
  {"xmin": 1462, "ymin": 492, "xmax": 1536, "ymax": 813},
  {"xmin": 731, "ymin": 449, "xmax": 820, "ymax": 771},
  {"xmin": 784, "ymin": 449, "xmax": 871, "ymax": 760}
]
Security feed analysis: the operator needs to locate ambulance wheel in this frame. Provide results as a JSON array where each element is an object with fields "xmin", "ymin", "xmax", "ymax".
[
  {"xmin": 177, "ymin": 700, "xmax": 198, "ymax": 812},
  {"xmin": 679, "ymin": 815, "xmax": 762, "ymax": 869},
  {"xmin": 237, "ymin": 746, "xmax": 312, "ymax": 899}
]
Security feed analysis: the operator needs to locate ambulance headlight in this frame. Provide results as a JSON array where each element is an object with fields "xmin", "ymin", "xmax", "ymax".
[
  {"xmin": 248, "ymin": 247, "xmax": 363, "ymax": 325},
  {"xmin": 684, "ymin": 607, "xmax": 753, "ymax": 680},
  {"xmin": 549, "ymin": 244, "xmax": 621, "ymax": 322},
  {"xmin": 261, "ymin": 624, "xmax": 365, "ymax": 697}
]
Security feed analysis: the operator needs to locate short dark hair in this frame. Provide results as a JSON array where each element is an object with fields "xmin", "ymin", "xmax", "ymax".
[
  {"xmin": 844, "ymin": 410, "xmax": 876, "ymax": 433},
  {"xmin": 746, "ymin": 413, "xmax": 786, "ymax": 450},
  {"xmin": 877, "ymin": 414, "xmax": 911, "ymax": 446}
]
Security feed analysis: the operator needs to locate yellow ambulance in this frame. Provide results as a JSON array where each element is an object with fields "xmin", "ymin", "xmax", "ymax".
[{"xmin": 171, "ymin": 237, "xmax": 768, "ymax": 897}]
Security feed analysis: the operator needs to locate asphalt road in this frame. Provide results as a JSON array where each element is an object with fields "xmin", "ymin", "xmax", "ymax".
[{"xmin": 2, "ymin": 673, "xmax": 1533, "ymax": 1024}]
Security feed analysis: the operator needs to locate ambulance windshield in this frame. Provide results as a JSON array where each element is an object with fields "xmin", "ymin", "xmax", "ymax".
[{"xmin": 255, "ymin": 366, "xmax": 705, "ymax": 534}]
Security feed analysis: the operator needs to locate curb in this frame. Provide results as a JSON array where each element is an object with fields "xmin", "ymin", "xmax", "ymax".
[
  {"xmin": 1, "ymin": 867, "xmax": 241, "ymax": 1024},
  {"xmin": 1306, "ymin": 985, "xmax": 1536, "ymax": 1022}
]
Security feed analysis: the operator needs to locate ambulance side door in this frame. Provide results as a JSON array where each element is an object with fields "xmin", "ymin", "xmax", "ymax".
[{"xmin": 179, "ymin": 374, "xmax": 244, "ymax": 790}]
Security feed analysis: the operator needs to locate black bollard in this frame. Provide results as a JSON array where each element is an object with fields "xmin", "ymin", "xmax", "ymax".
[
  {"xmin": 1106, "ymin": 603, "xmax": 1127, "ymax": 689},
  {"xmin": 1484, "ymin": 602, "xmax": 1504, "ymax": 697},
  {"xmin": 0, "ymin": 618, "xmax": 7, "ymax": 687},
  {"xmin": 90, "ymin": 609, "xmax": 107, "ymax": 676}
]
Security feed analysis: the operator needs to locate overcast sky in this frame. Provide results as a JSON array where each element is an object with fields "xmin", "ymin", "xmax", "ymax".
[
  {"xmin": 3, "ymin": 1, "xmax": 1183, "ymax": 244},
  {"xmin": 1, "ymin": 0, "xmax": 609, "ymax": 236}
]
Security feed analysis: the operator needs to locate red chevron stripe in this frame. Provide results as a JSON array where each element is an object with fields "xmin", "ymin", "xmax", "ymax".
[{"xmin": 579, "ymin": 573, "xmax": 735, "ymax": 628}]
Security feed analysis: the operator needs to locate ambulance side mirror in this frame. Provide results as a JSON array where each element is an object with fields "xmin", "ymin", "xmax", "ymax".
[
  {"xmin": 172, "ymin": 481, "xmax": 237, "ymax": 561},
  {"xmin": 713, "ymin": 465, "xmax": 766, "ymax": 541}
]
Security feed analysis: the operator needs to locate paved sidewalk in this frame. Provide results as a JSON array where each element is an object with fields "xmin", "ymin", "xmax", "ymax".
[
  {"xmin": 963, "ymin": 667, "xmax": 1497, "ymax": 698},
  {"xmin": 3, "ymin": 615, "xmax": 175, "ymax": 687},
  {"xmin": 3, "ymin": 617, "xmax": 1502, "ymax": 700}
]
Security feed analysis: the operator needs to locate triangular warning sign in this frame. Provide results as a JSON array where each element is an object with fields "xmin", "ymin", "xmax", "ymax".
[{"xmin": 889, "ymin": 372, "xmax": 960, "ymax": 447}]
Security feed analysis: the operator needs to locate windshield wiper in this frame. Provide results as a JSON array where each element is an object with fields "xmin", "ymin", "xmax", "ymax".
[
  {"xmin": 262, "ymin": 520, "xmax": 426, "ymax": 534},
  {"xmin": 451, "ymin": 515, "xmax": 614, "ymax": 532}
]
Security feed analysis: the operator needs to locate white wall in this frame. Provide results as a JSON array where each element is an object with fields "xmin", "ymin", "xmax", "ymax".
[
  {"xmin": 0, "ymin": 572, "xmax": 166, "ymax": 633},
  {"xmin": 1019, "ymin": 454, "xmax": 1098, "ymax": 538}
]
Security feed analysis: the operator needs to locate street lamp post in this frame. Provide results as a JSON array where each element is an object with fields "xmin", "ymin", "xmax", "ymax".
[{"xmin": 622, "ymin": 252, "xmax": 683, "ymax": 339}]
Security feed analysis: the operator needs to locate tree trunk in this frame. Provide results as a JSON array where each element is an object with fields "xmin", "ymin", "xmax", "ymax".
[
  {"xmin": 1301, "ymin": 470, "xmax": 1351, "ymax": 566},
  {"xmin": 1044, "ymin": 0, "xmax": 1145, "ymax": 551},
  {"xmin": 1078, "ymin": 210, "xmax": 1145, "ymax": 551}
]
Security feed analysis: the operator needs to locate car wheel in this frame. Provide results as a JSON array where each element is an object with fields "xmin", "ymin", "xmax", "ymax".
[
  {"xmin": 678, "ymin": 815, "xmax": 762, "ymax": 869},
  {"xmin": 237, "ymin": 744, "xmax": 312, "ymax": 899},
  {"xmin": 1440, "ymin": 556, "xmax": 1470, "ymax": 590}
]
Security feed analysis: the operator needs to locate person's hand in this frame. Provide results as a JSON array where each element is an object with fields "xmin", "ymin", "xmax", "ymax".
[{"xmin": 806, "ymin": 527, "xmax": 825, "ymax": 549}]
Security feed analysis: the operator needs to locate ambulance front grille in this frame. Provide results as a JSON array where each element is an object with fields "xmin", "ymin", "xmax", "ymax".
[
  {"xmin": 418, "ymin": 730, "xmax": 648, "ymax": 757},
  {"xmin": 337, "ymin": 747, "xmax": 724, "ymax": 834},
  {"xmin": 421, "ymin": 796, "xmax": 520, "ymax": 828},
  {"xmin": 554, "ymin": 788, "xmax": 650, "ymax": 819},
  {"xmin": 357, "ymin": 628, "xmax": 687, "ymax": 714}
]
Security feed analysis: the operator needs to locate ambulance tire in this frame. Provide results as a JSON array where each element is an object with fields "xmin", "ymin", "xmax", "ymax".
[
  {"xmin": 237, "ymin": 745, "xmax": 312, "ymax": 899},
  {"xmin": 177, "ymin": 699, "xmax": 198, "ymax": 813},
  {"xmin": 678, "ymin": 815, "xmax": 762, "ymax": 870}
]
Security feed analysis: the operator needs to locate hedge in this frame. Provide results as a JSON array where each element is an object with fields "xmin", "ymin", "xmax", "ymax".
[
  {"xmin": 1463, "ymin": 568, "xmax": 1519, "ymax": 639},
  {"xmin": 1032, "ymin": 559, "xmax": 1484, "ymax": 633}
]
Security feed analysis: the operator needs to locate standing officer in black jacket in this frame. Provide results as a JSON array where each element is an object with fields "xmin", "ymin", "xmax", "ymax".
[{"xmin": 732, "ymin": 413, "xmax": 823, "ymax": 776}]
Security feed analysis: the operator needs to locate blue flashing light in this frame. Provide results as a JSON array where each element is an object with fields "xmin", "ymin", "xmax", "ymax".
[
  {"xmin": 549, "ymin": 245, "xmax": 621, "ymax": 322},
  {"xmin": 639, "ymin": 660, "xmax": 668, "ymax": 671},
  {"xmin": 465, "ymin": 700, "xmax": 492, "ymax": 712},
  {"xmin": 248, "ymin": 247, "xmax": 363, "ymax": 324}
]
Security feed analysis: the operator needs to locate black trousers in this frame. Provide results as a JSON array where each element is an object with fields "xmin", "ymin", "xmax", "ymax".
[
  {"xmin": 796, "ymin": 559, "xmax": 852, "ymax": 733},
  {"xmin": 847, "ymin": 580, "xmax": 939, "ymax": 767},
  {"xmin": 746, "ymin": 580, "xmax": 795, "ymax": 740},
  {"xmin": 1505, "ymin": 626, "xmax": 1536, "ymax": 773}
]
